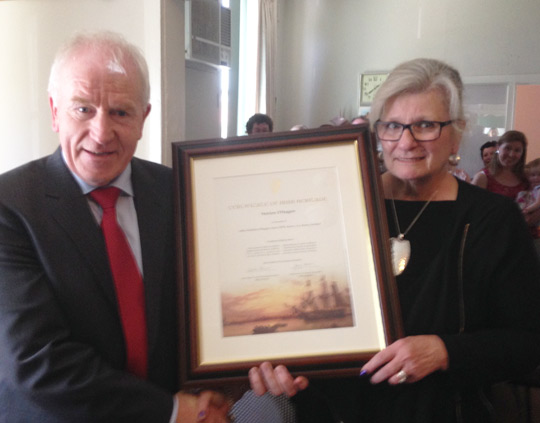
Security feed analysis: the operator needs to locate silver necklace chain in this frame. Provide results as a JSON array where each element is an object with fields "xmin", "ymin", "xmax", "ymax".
[
  {"xmin": 389, "ymin": 188, "xmax": 439, "ymax": 276},
  {"xmin": 390, "ymin": 189, "xmax": 438, "ymax": 240}
]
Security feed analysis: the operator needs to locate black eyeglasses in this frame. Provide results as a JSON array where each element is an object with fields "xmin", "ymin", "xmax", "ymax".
[{"xmin": 374, "ymin": 120, "xmax": 454, "ymax": 142}]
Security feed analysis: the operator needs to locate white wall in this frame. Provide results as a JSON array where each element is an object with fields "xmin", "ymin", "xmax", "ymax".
[
  {"xmin": 0, "ymin": 0, "xmax": 164, "ymax": 174},
  {"xmin": 161, "ymin": 0, "xmax": 187, "ymax": 167},
  {"xmin": 274, "ymin": 0, "xmax": 540, "ymax": 175},
  {"xmin": 4, "ymin": 0, "xmax": 540, "ymax": 175},
  {"xmin": 275, "ymin": 0, "xmax": 540, "ymax": 129}
]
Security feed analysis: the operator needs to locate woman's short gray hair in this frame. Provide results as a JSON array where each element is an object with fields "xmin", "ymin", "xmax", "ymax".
[
  {"xmin": 48, "ymin": 31, "xmax": 150, "ymax": 106},
  {"xmin": 370, "ymin": 58, "xmax": 464, "ymax": 130}
]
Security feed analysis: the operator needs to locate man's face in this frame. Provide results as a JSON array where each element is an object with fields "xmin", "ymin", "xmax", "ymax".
[
  {"xmin": 251, "ymin": 122, "xmax": 271, "ymax": 133},
  {"xmin": 49, "ymin": 48, "xmax": 150, "ymax": 187}
]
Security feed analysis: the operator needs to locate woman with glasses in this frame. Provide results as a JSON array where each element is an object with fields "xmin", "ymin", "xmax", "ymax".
[
  {"xmin": 471, "ymin": 130, "xmax": 529, "ymax": 199},
  {"xmin": 248, "ymin": 58, "xmax": 540, "ymax": 423}
]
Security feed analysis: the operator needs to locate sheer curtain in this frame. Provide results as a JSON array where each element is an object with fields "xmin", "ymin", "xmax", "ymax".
[
  {"xmin": 256, "ymin": 0, "xmax": 277, "ymax": 118},
  {"xmin": 237, "ymin": 0, "xmax": 277, "ymax": 134}
]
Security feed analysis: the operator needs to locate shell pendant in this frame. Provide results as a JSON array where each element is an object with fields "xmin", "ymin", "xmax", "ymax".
[{"xmin": 390, "ymin": 236, "xmax": 411, "ymax": 276}]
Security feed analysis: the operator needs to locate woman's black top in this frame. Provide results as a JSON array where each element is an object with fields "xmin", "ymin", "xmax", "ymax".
[{"xmin": 292, "ymin": 180, "xmax": 540, "ymax": 423}]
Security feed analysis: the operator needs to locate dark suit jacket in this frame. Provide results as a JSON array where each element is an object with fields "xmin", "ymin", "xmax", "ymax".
[{"xmin": 0, "ymin": 148, "xmax": 178, "ymax": 422}]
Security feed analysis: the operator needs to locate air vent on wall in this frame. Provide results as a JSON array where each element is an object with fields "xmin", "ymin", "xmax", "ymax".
[{"xmin": 185, "ymin": 0, "xmax": 232, "ymax": 68}]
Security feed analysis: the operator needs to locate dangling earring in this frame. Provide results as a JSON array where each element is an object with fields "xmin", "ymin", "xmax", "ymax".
[{"xmin": 448, "ymin": 154, "xmax": 460, "ymax": 166}]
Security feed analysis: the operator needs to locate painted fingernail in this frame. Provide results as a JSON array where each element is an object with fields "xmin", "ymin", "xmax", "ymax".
[
  {"xmin": 197, "ymin": 410, "xmax": 206, "ymax": 421},
  {"xmin": 359, "ymin": 370, "xmax": 368, "ymax": 377}
]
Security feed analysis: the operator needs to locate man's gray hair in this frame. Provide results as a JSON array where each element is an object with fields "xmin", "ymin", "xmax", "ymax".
[{"xmin": 48, "ymin": 31, "xmax": 150, "ymax": 105}]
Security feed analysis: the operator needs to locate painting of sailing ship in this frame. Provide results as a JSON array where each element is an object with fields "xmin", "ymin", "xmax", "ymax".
[
  {"xmin": 221, "ymin": 275, "xmax": 354, "ymax": 337},
  {"xmin": 291, "ymin": 278, "xmax": 349, "ymax": 321}
]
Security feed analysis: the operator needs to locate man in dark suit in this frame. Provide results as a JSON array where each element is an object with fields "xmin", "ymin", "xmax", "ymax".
[{"xmin": 0, "ymin": 31, "xmax": 229, "ymax": 423}]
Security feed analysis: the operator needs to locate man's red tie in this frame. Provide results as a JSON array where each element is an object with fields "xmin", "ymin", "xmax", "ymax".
[{"xmin": 90, "ymin": 187, "xmax": 148, "ymax": 379}]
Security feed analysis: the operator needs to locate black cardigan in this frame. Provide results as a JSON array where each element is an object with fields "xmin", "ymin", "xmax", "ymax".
[{"xmin": 293, "ymin": 180, "xmax": 540, "ymax": 423}]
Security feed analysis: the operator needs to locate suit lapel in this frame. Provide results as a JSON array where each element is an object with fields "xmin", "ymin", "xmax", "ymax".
[
  {"xmin": 44, "ymin": 149, "xmax": 118, "ymax": 305},
  {"xmin": 131, "ymin": 159, "xmax": 171, "ymax": 354},
  {"xmin": 44, "ymin": 152, "xmax": 172, "ymax": 355}
]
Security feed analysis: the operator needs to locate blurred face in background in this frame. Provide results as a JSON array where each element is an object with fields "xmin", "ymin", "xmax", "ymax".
[
  {"xmin": 482, "ymin": 146, "xmax": 497, "ymax": 167},
  {"xmin": 251, "ymin": 122, "xmax": 271, "ymax": 133},
  {"xmin": 526, "ymin": 167, "xmax": 540, "ymax": 187},
  {"xmin": 497, "ymin": 141, "xmax": 524, "ymax": 170}
]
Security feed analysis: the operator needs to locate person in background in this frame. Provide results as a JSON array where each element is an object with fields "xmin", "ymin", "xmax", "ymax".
[
  {"xmin": 329, "ymin": 116, "xmax": 348, "ymax": 126},
  {"xmin": 247, "ymin": 58, "xmax": 540, "ymax": 423},
  {"xmin": 245, "ymin": 113, "xmax": 273, "ymax": 134},
  {"xmin": 487, "ymin": 127, "xmax": 499, "ymax": 138},
  {"xmin": 479, "ymin": 140, "xmax": 497, "ymax": 169},
  {"xmin": 516, "ymin": 158, "xmax": 540, "ymax": 256},
  {"xmin": 471, "ymin": 130, "xmax": 528, "ymax": 199},
  {"xmin": 351, "ymin": 115, "xmax": 368, "ymax": 125},
  {"xmin": 0, "ymin": 31, "xmax": 229, "ymax": 423}
]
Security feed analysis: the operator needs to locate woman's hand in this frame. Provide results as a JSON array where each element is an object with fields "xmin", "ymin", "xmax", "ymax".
[
  {"xmin": 175, "ymin": 390, "xmax": 231, "ymax": 423},
  {"xmin": 249, "ymin": 361, "xmax": 309, "ymax": 397},
  {"xmin": 360, "ymin": 335, "xmax": 449, "ymax": 385}
]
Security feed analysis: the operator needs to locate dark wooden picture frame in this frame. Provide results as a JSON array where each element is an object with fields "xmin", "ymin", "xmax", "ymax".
[{"xmin": 172, "ymin": 124, "xmax": 403, "ymax": 389}]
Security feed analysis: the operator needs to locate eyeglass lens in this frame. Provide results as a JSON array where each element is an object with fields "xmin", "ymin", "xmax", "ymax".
[{"xmin": 376, "ymin": 121, "xmax": 445, "ymax": 142}]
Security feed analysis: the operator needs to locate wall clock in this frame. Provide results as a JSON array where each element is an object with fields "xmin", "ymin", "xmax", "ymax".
[{"xmin": 360, "ymin": 73, "xmax": 388, "ymax": 105}]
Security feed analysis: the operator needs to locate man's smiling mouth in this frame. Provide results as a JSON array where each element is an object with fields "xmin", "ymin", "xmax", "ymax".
[{"xmin": 86, "ymin": 149, "xmax": 114, "ymax": 156}]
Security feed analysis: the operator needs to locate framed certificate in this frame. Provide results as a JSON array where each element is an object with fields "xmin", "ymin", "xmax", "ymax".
[{"xmin": 172, "ymin": 124, "xmax": 403, "ymax": 388}]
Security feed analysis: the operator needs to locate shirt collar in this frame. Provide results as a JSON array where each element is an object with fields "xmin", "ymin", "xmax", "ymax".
[{"xmin": 61, "ymin": 150, "xmax": 134, "ymax": 196}]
